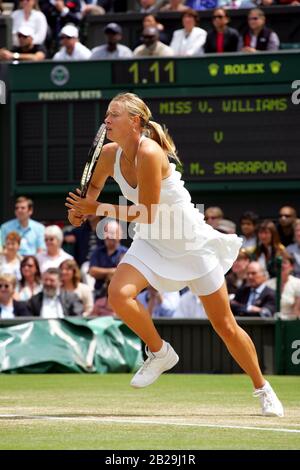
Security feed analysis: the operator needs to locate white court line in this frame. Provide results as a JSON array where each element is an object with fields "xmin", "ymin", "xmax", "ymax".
[{"xmin": 0, "ymin": 414, "xmax": 299, "ymax": 434}]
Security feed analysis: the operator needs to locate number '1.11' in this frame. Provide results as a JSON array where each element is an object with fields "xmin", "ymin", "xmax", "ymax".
[{"xmin": 128, "ymin": 61, "xmax": 175, "ymax": 84}]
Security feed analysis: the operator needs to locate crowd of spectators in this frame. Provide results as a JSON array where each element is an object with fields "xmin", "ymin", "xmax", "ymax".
[
  {"xmin": 0, "ymin": 0, "xmax": 299, "ymax": 61},
  {"xmin": 1, "ymin": 196, "xmax": 300, "ymax": 320}
]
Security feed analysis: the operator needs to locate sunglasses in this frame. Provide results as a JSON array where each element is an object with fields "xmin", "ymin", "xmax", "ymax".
[
  {"xmin": 60, "ymin": 35, "xmax": 73, "ymax": 40},
  {"xmin": 17, "ymin": 33, "xmax": 30, "ymax": 38},
  {"xmin": 212, "ymin": 15, "xmax": 226, "ymax": 19},
  {"xmin": 248, "ymin": 17, "xmax": 260, "ymax": 21},
  {"xmin": 0, "ymin": 283, "xmax": 10, "ymax": 289}
]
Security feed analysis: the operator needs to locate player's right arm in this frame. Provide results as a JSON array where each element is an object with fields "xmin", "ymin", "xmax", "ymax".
[{"xmin": 68, "ymin": 143, "xmax": 117, "ymax": 227}]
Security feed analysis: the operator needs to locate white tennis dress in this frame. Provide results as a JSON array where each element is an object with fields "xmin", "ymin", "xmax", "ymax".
[{"xmin": 113, "ymin": 141, "xmax": 242, "ymax": 294}]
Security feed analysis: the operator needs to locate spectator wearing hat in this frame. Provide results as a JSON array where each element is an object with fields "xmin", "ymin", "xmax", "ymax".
[
  {"xmin": 204, "ymin": 8, "xmax": 239, "ymax": 54},
  {"xmin": 133, "ymin": 27, "xmax": 174, "ymax": 57},
  {"xmin": 12, "ymin": 0, "xmax": 48, "ymax": 46},
  {"xmin": 0, "ymin": 24, "xmax": 46, "ymax": 61},
  {"xmin": 90, "ymin": 23, "xmax": 132, "ymax": 60},
  {"xmin": 53, "ymin": 24, "xmax": 91, "ymax": 60},
  {"xmin": 170, "ymin": 9, "xmax": 207, "ymax": 56}
]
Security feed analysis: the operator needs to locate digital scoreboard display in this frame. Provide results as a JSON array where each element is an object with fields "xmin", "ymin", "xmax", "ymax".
[
  {"xmin": 16, "ymin": 93, "xmax": 299, "ymax": 185},
  {"xmin": 148, "ymin": 94, "xmax": 299, "ymax": 182}
]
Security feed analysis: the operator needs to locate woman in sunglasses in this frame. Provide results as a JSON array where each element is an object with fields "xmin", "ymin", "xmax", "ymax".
[
  {"xmin": 0, "ymin": 274, "xmax": 30, "ymax": 318},
  {"xmin": 204, "ymin": 8, "xmax": 239, "ymax": 53}
]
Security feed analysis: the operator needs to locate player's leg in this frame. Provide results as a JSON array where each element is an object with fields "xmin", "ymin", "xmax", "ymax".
[
  {"xmin": 108, "ymin": 263, "xmax": 161, "ymax": 350},
  {"xmin": 108, "ymin": 263, "xmax": 179, "ymax": 387},
  {"xmin": 200, "ymin": 281, "xmax": 264, "ymax": 388},
  {"xmin": 199, "ymin": 279, "xmax": 283, "ymax": 416}
]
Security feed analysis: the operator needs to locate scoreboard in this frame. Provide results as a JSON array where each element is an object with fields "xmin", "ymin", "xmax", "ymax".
[{"xmin": 2, "ymin": 52, "xmax": 300, "ymax": 195}]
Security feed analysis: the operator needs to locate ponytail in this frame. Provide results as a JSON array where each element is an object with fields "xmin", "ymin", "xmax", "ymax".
[{"xmin": 145, "ymin": 120, "xmax": 181, "ymax": 164}]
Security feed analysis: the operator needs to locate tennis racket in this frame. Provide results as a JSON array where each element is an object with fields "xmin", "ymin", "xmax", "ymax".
[{"xmin": 80, "ymin": 123, "xmax": 106, "ymax": 198}]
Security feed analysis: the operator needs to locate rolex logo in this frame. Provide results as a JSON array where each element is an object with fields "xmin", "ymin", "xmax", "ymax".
[
  {"xmin": 208, "ymin": 63, "xmax": 219, "ymax": 77},
  {"xmin": 270, "ymin": 61, "xmax": 281, "ymax": 74}
]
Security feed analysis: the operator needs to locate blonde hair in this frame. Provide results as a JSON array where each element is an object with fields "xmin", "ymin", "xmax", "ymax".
[
  {"xmin": 0, "ymin": 273, "xmax": 17, "ymax": 290},
  {"xmin": 111, "ymin": 93, "xmax": 180, "ymax": 163}
]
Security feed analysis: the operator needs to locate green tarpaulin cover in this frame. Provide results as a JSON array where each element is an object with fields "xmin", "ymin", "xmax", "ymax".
[{"xmin": 0, "ymin": 318, "xmax": 142, "ymax": 373}]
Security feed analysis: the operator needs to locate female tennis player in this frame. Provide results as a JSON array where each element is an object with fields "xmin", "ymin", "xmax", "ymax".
[{"xmin": 66, "ymin": 93, "xmax": 283, "ymax": 417}]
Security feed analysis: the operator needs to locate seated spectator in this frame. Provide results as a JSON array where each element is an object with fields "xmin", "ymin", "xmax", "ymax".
[
  {"xmin": 277, "ymin": 205, "xmax": 297, "ymax": 247},
  {"xmin": 36, "ymin": 225, "xmax": 73, "ymax": 273},
  {"xmin": 287, "ymin": 219, "xmax": 300, "ymax": 278},
  {"xmin": 90, "ymin": 22, "xmax": 133, "ymax": 60},
  {"xmin": 89, "ymin": 220, "xmax": 127, "ymax": 299},
  {"xmin": 173, "ymin": 289, "xmax": 207, "ymax": 318},
  {"xmin": 170, "ymin": 9, "xmax": 207, "ymax": 56},
  {"xmin": 239, "ymin": 8, "xmax": 280, "ymax": 53},
  {"xmin": 53, "ymin": 24, "xmax": 91, "ymax": 60},
  {"xmin": 0, "ymin": 274, "xmax": 30, "ymax": 318},
  {"xmin": 226, "ymin": 248, "xmax": 250, "ymax": 297},
  {"xmin": 17, "ymin": 255, "xmax": 42, "ymax": 301},
  {"xmin": 138, "ymin": 286, "xmax": 180, "ymax": 317},
  {"xmin": 0, "ymin": 25, "xmax": 46, "ymax": 62},
  {"xmin": 59, "ymin": 259, "xmax": 93, "ymax": 316},
  {"xmin": 12, "ymin": 0, "xmax": 48, "ymax": 46},
  {"xmin": 204, "ymin": 206, "xmax": 223, "ymax": 229},
  {"xmin": 266, "ymin": 252, "xmax": 300, "ymax": 318},
  {"xmin": 91, "ymin": 277, "xmax": 115, "ymax": 316},
  {"xmin": 133, "ymin": 26, "xmax": 174, "ymax": 57},
  {"xmin": 231, "ymin": 261, "xmax": 276, "ymax": 317},
  {"xmin": 1, "ymin": 196, "xmax": 45, "ymax": 256},
  {"xmin": 63, "ymin": 215, "xmax": 103, "ymax": 288},
  {"xmin": 27, "ymin": 267, "xmax": 83, "ymax": 317},
  {"xmin": 160, "ymin": 0, "xmax": 189, "ymax": 12},
  {"xmin": 0, "ymin": 232, "xmax": 22, "ymax": 281},
  {"xmin": 139, "ymin": 0, "xmax": 159, "ymax": 13},
  {"xmin": 239, "ymin": 210, "xmax": 259, "ymax": 254},
  {"xmin": 253, "ymin": 220, "xmax": 286, "ymax": 278},
  {"xmin": 136, "ymin": 14, "xmax": 169, "ymax": 46},
  {"xmin": 216, "ymin": 219, "xmax": 236, "ymax": 234},
  {"xmin": 204, "ymin": 8, "xmax": 239, "ymax": 54}
]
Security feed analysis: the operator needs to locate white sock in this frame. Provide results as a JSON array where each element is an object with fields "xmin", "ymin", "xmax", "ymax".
[
  {"xmin": 152, "ymin": 340, "xmax": 168, "ymax": 358},
  {"xmin": 256, "ymin": 380, "xmax": 270, "ymax": 391}
]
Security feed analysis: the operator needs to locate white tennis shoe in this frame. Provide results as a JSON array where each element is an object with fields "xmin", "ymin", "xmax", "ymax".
[
  {"xmin": 130, "ymin": 342, "xmax": 179, "ymax": 388},
  {"xmin": 253, "ymin": 381, "xmax": 284, "ymax": 417}
]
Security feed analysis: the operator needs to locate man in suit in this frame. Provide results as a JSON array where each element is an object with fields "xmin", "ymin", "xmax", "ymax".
[
  {"xmin": 27, "ymin": 268, "xmax": 83, "ymax": 317},
  {"xmin": 0, "ymin": 274, "xmax": 30, "ymax": 318},
  {"xmin": 230, "ymin": 261, "xmax": 276, "ymax": 317}
]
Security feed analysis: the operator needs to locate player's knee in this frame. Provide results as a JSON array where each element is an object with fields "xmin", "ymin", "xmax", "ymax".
[
  {"xmin": 214, "ymin": 319, "xmax": 237, "ymax": 342},
  {"xmin": 108, "ymin": 282, "xmax": 131, "ymax": 309}
]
